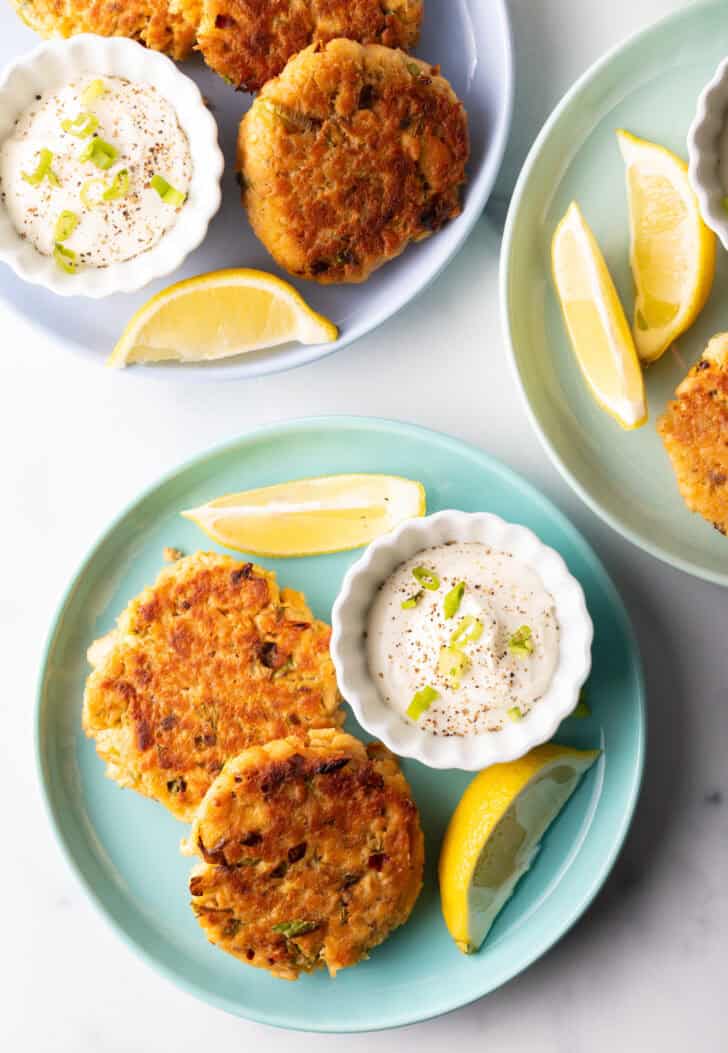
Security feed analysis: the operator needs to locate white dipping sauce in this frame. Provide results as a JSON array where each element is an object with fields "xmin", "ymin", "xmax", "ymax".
[
  {"xmin": 367, "ymin": 542, "xmax": 560, "ymax": 736},
  {"xmin": 0, "ymin": 75, "xmax": 191, "ymax": 267}
]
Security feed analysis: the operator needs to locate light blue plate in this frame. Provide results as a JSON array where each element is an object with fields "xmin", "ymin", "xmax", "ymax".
[
  {"xmin": 0, "ymin": 1, "xmax": 512, "ymax": 378},
  {"xmin": 37, "ymin": 418, "xmax": 644, "ymax": 1031}
]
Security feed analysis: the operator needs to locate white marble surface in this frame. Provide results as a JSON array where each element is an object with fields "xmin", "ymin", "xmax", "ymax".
[{"xmin": 2, "ymin": 1, "xmax": 726, "ymax": 1049}]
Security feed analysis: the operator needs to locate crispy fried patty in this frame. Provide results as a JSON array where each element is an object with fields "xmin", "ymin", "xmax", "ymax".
[
  {"xmin": 238, "ymin": 39, "xmax": 469, "ymax": 284},
  {"xmin": 186, "ymin": 730, "xmax": 424, "ymax": 979},
  {"xmin": 11, "ymin": 0, "xmax": 200, "ymax": 60},
  {"xmin": 82, "ymin": 553, "xmax": 342, "ymax": 821},
  {"xmin": 197, "ymin": 0, "xmax": 423, "ymax": 91},
  {"xmin": 658, "ymin": 333, "xmax": 728, "ymax": 536}
]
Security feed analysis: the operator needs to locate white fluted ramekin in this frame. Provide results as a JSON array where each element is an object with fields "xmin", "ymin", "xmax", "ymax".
[
  {"xmin": 688, "ymin": 55, "xmax": 728, "ymax": 250},
  {"xmin": 0, "ymin": 34, "xmax": 223, "ymax": 297},
  {"xmin": 331, "ymin": 511, "xmax": 593, "ymax": 771}
]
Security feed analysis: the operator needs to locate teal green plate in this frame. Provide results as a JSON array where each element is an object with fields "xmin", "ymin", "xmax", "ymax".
[
  {"xmin": 37, "ymin": 418, "xmax": 644, "ymax": 1032},
  {"xmin": 502, "ymin": 0, "xmax": 728, "ymax": 586}
]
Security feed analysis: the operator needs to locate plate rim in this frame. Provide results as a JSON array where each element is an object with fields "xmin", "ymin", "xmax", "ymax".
[
  {"xmin": 2, "ymin": 0, "xmax": 514, "ymax": 380},
  {"xmin": 500, "ymin": 0, "xmax": 728, "ymax": 588},
  {"xmin": 35, "ymin": 415, "xmax": 646, "ymax": 1032}
]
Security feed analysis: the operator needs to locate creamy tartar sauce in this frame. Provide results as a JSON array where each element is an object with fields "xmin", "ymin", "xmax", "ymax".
[
  {"xmin": 0, "ymin": 75, "xmax": 191, "ymax": 267},
  {"xmin": 367, "ymin": 542, "xmax": 560, "ymax": 736}
]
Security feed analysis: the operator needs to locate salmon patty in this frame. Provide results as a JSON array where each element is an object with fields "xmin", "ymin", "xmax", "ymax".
[
  {"xmin": 186, "ymin": 730, "xmax": 424, "ymax": 979},
  {"xmin": 197, "ymin": 0, "xmax": 423, "ymax": 91},
  {"xmin": 658, "ymin": 333, "xmax": 728, "ymax": 536},
  {"xmin": 82, "ymin": 552, "xmax": 342, "ymax": 821},
  {"xmin": 238, "ymin": 39, "xmax": 469, "ymax": 284}
]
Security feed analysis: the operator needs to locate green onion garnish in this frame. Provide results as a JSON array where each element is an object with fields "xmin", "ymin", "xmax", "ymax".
[
  {"xmin": 571, "ymin": 701, "xmax": 591, "ymax": 719},
  {"xmin": 407, "ymin": 62, "xmax": 421, "ymax": 77},
  {"xmin": 508, "ymin": 625, "xmax": 534, "ymax": 657},
  {"xmin": 507, "ymin": 706, "xmax": 523, "ymax": 722},
  {"xmin": 80, "ymin": 177, "xmax": 106, "ymax": 209},
  {"xmin": 412, "ymin": 566, "xmax": 440, "ymax": 591},
  {"xmin": 53, "ymin": 210, "xmax": 78, "ymax": 242},
  {"xmin": 401, "ymin": 590, "xmax": 423, "ymax": 610},
  {"xmin": 80, "ymin": 79, "xmax": 106, "ymax": 105},
  {"xmin": 53, "ymin": 242, "xmax": 77, "ymax": 274},
  {"xmin": 61, "ymin": 112, "xmax": 99, "ymax": 138},
  {"xmin": 406, "ymin": 685, "xmax": 439, "ymax": 721},
  {"xmin": 80, "ymin": 137, "xmax": 118, "ymax": 170},
  {"xmin": 150, "ymin": 173, "xmax": 186, "ymax": 207},
  {"xmin": 22, "ymin": 148, "xmax": 59, "ymax": 187},
  {"xmin": 271, "ymin": 920, "xmax": 319, "ymax": 938},
  {"xmin": 437, "ymin": 645, "xmax": 469, "ymax": 689},
  {"xmin": 450, "ymin": 615, "xmax": 483, "ymax": 648},
  {"xmin": 102, "ymin": 168, "xmax": 129, "ymax": 201},
  {"xmin": 443, "ymin": 581, "xmax": 465, "ymax": 619}
]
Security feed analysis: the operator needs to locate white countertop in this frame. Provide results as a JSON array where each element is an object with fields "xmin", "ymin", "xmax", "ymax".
[{"xmin": 2, "ymin": 1, "xmax": 726, "ymax": 1049}]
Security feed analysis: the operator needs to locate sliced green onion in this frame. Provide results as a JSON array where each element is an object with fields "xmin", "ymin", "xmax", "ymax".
[
  {"xmin": 508, "ymin": 625, "xmax": 534, "ymax": 657},
  {"xmin": 407, "ymin": 62, "xmax": 421, "ymax": 77},
  {"xmin": 507, "ymin": 706, "xmax": 523, "ymax": 722},
  {"xmin": 271, "ymin": 920, "xmax": 319, "ymax": 938},
  {"xmin": 571, "ymin": 701, "xmax": 591, "ymax": 719},
  {"xmin": 53, "ymin": 242, "xmax": 77, "ymax": 274},
  {"xmin": 406, "ymin": 685, "xmax": 439, "ymax": 722},
  {"xmin": 437, "ymin": 645, "xmax": 469, "ymax": 689},
  {"xmin": 450, "ymin": 615, "xmax": 483, "ymax": 648},
  {"xmin": 401, "ymin": 590, "xmax": 423, "ymax": 610},
  {"xmin": 80, "ymin": 177, "xmax": 106, "ymax": 209},
  {"xmin": 80, "ymin": 137, "xmax": 118, "ymax": 170},
  {"xmin": 53, "ymin": 209, "xmax": 78, "ymax": 242},
  {"xmin": 412, "ymin": 565, "xmax": 440, "ymax": 591},
  {"xmin": 150, "ymin": 173, "xmax": 186, "ymax": 207},
  {"xmin": 22, "ymin": 147, "xmax": 59, "ymax": 187},
  {"xmin": 102, "ymin": 168, "xmax": 129, "ymax": 201},
  {"xmin": 81, "ymin": 78, "xmax": 106, "ymax": 105},
  {"xmin": 61, "ymin": 111, "xmax": 99, "ymax": 138},
  {"xmin": 443, "ymin": 581, "xmax": 465, "ymax": 619}
]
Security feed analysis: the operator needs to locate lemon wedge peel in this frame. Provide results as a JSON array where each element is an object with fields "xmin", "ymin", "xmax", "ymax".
[
  {"xmin": 182, "ymin": 474, "xmax": 427, "ymax": 558},
  {"xmin": 552, "ymin": 201, "xmax": 648, "ymax": 430},
  {"xmin": 617, "ymin": 129, "xmax": 716, "ymax": 364},
  {"xmin": 438, "ymin": 743, "xmax": 600, "ymax": 955},
  {"xmin": 108, "ymin": 268, "xmax": 339, "ymax": 368}
]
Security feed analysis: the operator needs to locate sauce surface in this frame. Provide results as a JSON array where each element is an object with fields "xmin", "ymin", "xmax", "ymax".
[
  {"xmin": 0, "ymin": 75, "xmax": 191, "ymax": 267},
  {"xmin": 367, "ymin": 542, "xmax": 560, "ymax": 736}
]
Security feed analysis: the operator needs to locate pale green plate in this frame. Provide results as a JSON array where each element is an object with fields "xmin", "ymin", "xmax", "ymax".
[
  {"xmin": 37, "ymin": 418, "xmax": 644, "ymax": 1031},
  {"xmin": 502, "ymin": 0, "xmax": 728, "ymax": 585}
]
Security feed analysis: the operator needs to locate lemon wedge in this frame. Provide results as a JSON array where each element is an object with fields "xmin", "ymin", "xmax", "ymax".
[
  {"xmin": 617, "ymin": 129, "xmax": 716, "ymax": 363},
  {"xmin": 108, "ymin": 268, "xmax": 338, "ymax": 367},
  {"xmin": 182, "ymin": 474, "xmax": 426, "ymax": 557},
  {"xmin": 439, "ymin": 743, "xmax": 599, "ymax": 954},
  {"xmin": 552, "ymin": 201, "xmax": 647, "ymax": 429}
]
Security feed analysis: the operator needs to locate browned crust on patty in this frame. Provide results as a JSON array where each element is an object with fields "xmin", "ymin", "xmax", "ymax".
[
  {"xmin": 186, "ymin": 730, "xmax": 424, "ymax": 979},
  {"xmin": 197, "ymin": 0, "xmax": 423, "ymax": 91},
  {"xmin": 82, "ymin": 553, "xmax": 342, "ymax": 821},
  {"xmin": 658, "ymin": 333, "xmax": 728, "ymax": 536},
  {"xmin": 237, "ymin": 39, "xmax": 469, "ymax": 284}
]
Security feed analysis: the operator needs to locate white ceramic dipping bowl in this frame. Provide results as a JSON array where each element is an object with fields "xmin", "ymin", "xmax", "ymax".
[
  {"xmin": 0, "ymin": 34, "xmax": 223, "ymax": 296},
  {"xmin": 331, "ymin": 510, "xmax": 593, "ymax": 771},
  {"xmin": 688, "ymin": 54, "xmax": 728, "ymax": 250}
]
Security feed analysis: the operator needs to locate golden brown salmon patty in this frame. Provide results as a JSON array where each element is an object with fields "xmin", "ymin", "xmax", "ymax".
[
  {"xmin": 197, "ymin": 0, "xmax": 423, "ymax": 91},
  {"xmin": 186, "ymin": 730, "xmax": 424, "ymax": 980},
  {"xmin": 82, "ymin": 553, "xmax": 342, "ymax": 821},
  {"xmin": 11, "ymin": 0, "xmax": 200, "ymax": 60},
  {"xmin": 658, "ymin": 333, "xmax": 728, "ymax": 536},
  {"xmin": 237, "ymin": 39, "xmax": 469, "ymax": 284}
]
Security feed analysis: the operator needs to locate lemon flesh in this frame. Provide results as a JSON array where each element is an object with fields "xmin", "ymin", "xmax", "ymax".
[
  {"xmin": 182, "ymin": 474, "xmax": 426, "ymax": 557},
  {"xmin": 109, "ymin": 268, "xmax": 338, "ymax": 367},
  {"xmin": 617, "ymin": 129, "xmax": 716, "ymax": 363},
  {"xmin": 439, "ymin": 743, "xmax": 599, "ymax": 953},
  {"xmin": 552, "ymin": 201, "xmax": 647, "ymax": 430}
]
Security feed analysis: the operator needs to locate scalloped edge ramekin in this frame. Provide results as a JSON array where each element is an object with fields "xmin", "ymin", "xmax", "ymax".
[
  {"xmin": 331, "ymin": 511, "xmax": 593, "ymax": 771},
  {"xmin": 688, "ymin": 54, "xmax": 728, "ymax": 251},
  {"xmin": 0, "ymin": 34, "xmax": 223, "ymax": 297}
]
